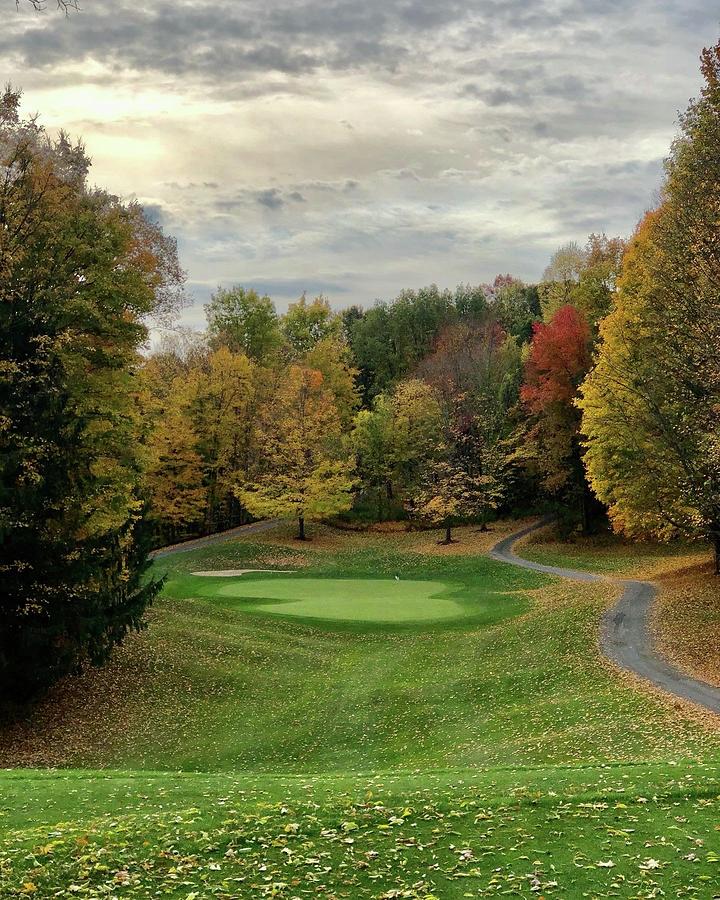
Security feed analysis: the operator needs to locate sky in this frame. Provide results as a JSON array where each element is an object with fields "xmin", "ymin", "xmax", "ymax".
[{"xmin": 6, "ymin": 0, "xmax": 719, "ymax": 329}]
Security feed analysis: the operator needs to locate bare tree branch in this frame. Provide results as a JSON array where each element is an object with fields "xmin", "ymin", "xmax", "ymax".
[{"xmin": 17, "ymin": 0, "xmax": 80, "ymax": 13}]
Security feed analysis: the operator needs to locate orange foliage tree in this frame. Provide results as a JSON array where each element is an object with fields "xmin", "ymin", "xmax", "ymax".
[{"xmin": 519, "ymin": 305, "xmax": 594, "ymax": 531}]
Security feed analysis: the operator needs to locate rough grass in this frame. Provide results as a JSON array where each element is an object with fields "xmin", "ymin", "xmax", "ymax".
[
  {"xmin": 522, "ymin": 522, "xmax": 720, "ymax": 691},
  {"xmin": 652, "ymin": 560, "xmax": 720, "ymax": 688},
  {"xmin": 519, "ymin": 523, "xmax": 710, "ymax": 578},
  {"xmin": 3, "ymin": 521, "xmax": 720, "ymax": 898}
]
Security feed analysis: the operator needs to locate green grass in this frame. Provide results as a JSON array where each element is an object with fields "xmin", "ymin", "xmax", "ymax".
[
  {"xmin": 170, "ymin": 573, "xmax": 528, "ymax": 625},
  {"xmin": 521, "ymin": 526, "xmax": 707, "ymax": 575},
  {"xmin": 2, "ymin": 523, "xmax": 720, "ymax": 897},
  {"xmin": 4, "ymin": 764, "xmax": 720, "ymax": 897}
]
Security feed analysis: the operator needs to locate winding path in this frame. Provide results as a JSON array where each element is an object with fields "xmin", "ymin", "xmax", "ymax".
[
  {"xmin": 150, "ymin": 519, "xmax": 281, "ymax": 560},
  {"xmin": 490, "ymin": 519, "xmax": 720, "ymax": 714}
]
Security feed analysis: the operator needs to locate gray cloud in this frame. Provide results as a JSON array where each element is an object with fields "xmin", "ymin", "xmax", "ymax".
[
  {"xmin": 7, "ymin": 0, "xmax": 708, "ymax": 91},
  {"xmin": 256, "ymin": 188, "xmax": 285, "ymax": 210},
  {"xmin": 140, "ymin": 203, "xmax": 165, "ymax": 226},
  {"xmin": 8, "ymin": 0, "xmax": 718, "ymax": 327}
]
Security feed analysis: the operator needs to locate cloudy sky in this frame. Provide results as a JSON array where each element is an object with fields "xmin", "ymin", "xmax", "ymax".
[{"xmin": 7, "ymin": 0, "xmax": 718, "ymax": 327}]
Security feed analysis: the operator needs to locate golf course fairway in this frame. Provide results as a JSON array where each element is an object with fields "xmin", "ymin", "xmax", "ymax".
[{"xmin": 2, "ymin": 521, "xmax": 720, "ymax": 898}]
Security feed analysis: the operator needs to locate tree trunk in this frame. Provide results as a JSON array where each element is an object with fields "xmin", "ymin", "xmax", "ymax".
[
  {"xmin": 441, "ymin": 523, "xmax": 452, "ymax": 544},
  {"xmin": 205, "ymin": 473, "xmax": 218, "ymax": 536},
  {"xmin": 298, "ymin": 515, "xmax": 306, "ymax": 541},
  {"xmin": 714, "ymin": 533, "xmax": 720, "ymax": 576},
  {"xmin": 580, "ymin": 489, "xmax": 589, "ymax": 537}
]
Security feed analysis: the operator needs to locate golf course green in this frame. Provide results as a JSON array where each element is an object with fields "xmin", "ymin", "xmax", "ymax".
[
  {"xmin": 179, "ymin": 573, "xmax": 528, "ymax": 625},
  {"xmin": 2, "ymin": 522, "xmax": 720, "ymax": 898}
]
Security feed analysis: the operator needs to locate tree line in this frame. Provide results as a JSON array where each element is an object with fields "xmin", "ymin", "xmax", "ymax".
[
  {"xmin": 3, "ymin": 37, "xmax": 720, "ymax": 702},
  {"xmin": 143, "ymin": 235, "xmax": 626, "ymax": 547}
]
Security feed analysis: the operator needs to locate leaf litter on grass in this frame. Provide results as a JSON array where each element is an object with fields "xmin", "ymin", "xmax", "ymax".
[{"xmin": 4, "ymin": 522, "xmax": 720, "ymax": 897}]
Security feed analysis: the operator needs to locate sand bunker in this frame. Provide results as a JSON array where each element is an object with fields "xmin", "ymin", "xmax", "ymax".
[{"xmin": 191, "ymin": 569, "xmax": 296, "ymax": 577}]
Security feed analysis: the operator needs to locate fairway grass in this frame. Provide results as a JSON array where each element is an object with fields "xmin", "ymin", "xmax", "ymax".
[
  {"xmin": 3, "ymin": 521, "xmax": 720, "ymax": 898},
  {"xmin": 4, "ymin": 762, "xmax": 720, "ymax": 897}
]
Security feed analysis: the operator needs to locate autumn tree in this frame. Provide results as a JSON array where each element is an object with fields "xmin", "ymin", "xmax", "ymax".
[
  {"xmin": 572, "ymin": 233, "xmax": 626, "ymax": 327},
  {"xmin": 453, "ymin": 418, "xmax": 508, "ymax": 532},
  {"xmin": 205, "ymin": 285, "xmax": 282, "ymax": 362},
  {"xmin": 386, "ymin": 379, "xmax": 445, "ymax": 499},
  {"xmin": 411, "ymin": 457, "xmax": 473, "ymax": 544},
  {"xmin": 236, "ymin": 366, "xmax": 355, "ymax": 539},
  {"xmin": 140, "ymin": 339, "xmax": 209, "ymax": 540},
  {"xmin": 0, "ymin": 90, "xmax": 183, "ymax": 700},
  {"xmin": 539, "ymin": 242, "xmax": 586, "ymax": 318},
  {"xmin": 304, "ymin": 336, "xmax": 360, "ymax": 428},
  {"xmin": 540, "ymin": 234, "xmax": 624, "ymax": 328},
  {"xmin": 185, "ymin": 347, "xmax": 256, "ymax": 533},
  {"xmin": 410, "ymin": 422, "xmax": 505, "ymax": 543},
  {"xmin": 581, "ymin": 40, "xmax": 720, "ymax": 569},
  {"xmin": 351, "ymin": 396, "xmax": 396, "ymax": 519},
  {"xmin": 346, "ymin": 285, "xmax": 458, "ymax": 400},
  {"xmin": 352, "ymin": 378, "xmax": 445, "ymax": 520},
  {"xmin": 520, "ymin": 305, "xmax": 594, "ymax": 531},
  {"xmin": 347, "ymin": 282, "xmax": 524, "ymax": 403},
  {"xmin": 417, "ymin": 320, "xmax": 521, "ymax": 516},
  {"xmin": 143, "ymin": 386, "xmax": 206, "ymax": 540},
  {"xmin": 416, "ymin": 320, "xmax": 521, "ymax": 418}
]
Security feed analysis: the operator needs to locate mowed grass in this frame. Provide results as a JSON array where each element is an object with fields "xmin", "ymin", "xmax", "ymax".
[
  {"xmin": 4, "ymin": 763, "xmax": 720, "ymax": 898},
  {"xmin": 225, "ymin": 576, "xmax": 465, "ymax": 623},
  {"xmin": 3, "ymin": 521, "xmax": 720, "ymax": 898},
  {"xmin": 172, "ymin": 572, "xmax": 527, "ymax": 625}
]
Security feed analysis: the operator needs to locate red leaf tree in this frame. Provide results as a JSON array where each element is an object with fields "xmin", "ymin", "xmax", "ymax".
[
  {"xmin": 521, "ymin": 305, "xmax": 591, "ymax": 412},
  {"xmin": 519, "ymin": 305, "xmax": 594, "ymax": 531}
]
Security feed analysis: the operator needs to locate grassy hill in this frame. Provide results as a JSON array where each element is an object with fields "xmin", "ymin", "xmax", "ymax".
[{"xmin": 2, "ymin": 522, "xmax": 720, "ymax": 897}]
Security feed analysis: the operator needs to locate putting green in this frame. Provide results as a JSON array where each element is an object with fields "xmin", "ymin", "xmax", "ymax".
[{"xmin": 215, "ymin": 577, "xmax": 459, "ymax": 622}]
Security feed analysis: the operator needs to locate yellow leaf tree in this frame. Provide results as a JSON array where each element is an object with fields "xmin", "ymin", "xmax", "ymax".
[
  {"xmin": 185, "ymin": 347, "xmax": 256, "ymax": 532},
  {"xmin": 411, "ymin": 451, "xmax": 504, "ymax": 544},
  {"xmin": 144, "ymin": 388, "xmax": 206, "ymax": 540},
  {"xmin": 304, "ymin": 336, "xmax": 361, "ymax": 428},
  {"xmin": 580, "ymin": 41, "xmax": 720, "ymax": 571},
  {"xmin": 236, "ymin": 366, "xmax": 355, "ymax": 539}
]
